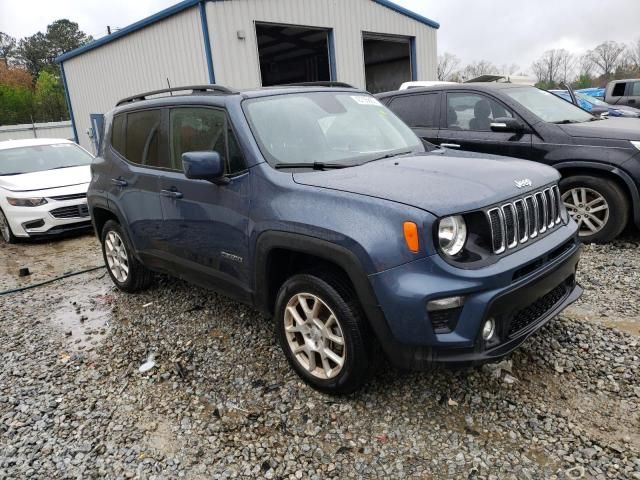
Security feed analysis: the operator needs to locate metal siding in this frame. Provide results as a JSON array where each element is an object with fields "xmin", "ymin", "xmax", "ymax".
[
  {"xmin": 205, "ymin": 0, "xmax": 437, "ymax": 89},
  {"xmin": 63, "ymin": 7, "xmax": 208, "ymax": 150},
  {"xmin": 0, "ymin": 121, "xmax": 74, "ymax": 142},
  {"xmin": 62, "ymin": 0, "xmax": 437, "ymax": 150}
]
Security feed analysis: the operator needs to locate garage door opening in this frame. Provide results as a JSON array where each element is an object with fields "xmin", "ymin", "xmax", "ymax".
[
  {"xmin": 363, "ymin": 34, "xmax": 412, "ymax": 93},
  {"xmin": 256, "ymin": 23, "xmax": 331, "ymax": 86}
]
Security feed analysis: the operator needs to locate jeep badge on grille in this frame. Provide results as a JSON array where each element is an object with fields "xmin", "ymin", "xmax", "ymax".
[{"xmin": 514, "ymin": 178, "xmax": 533, "ymax": 189}]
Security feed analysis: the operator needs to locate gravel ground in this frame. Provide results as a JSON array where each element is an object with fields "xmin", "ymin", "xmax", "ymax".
[{"xmin": 0, "ymin": 234, "xmax": 639, "ymax": 479}]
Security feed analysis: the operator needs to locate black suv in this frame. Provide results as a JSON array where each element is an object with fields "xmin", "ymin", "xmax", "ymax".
[
  {"xmin": 88, "ymin": 84, "xmax": 581, "ymax": 393},
  {"xmin": 378, "ymin": 83, "xmax": 640, "ymax": 243}
]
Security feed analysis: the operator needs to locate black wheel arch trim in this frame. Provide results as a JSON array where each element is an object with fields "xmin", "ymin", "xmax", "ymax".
[
  {"xmin": 554, "ymin": 160, "xmax": 640, "ymax": 226},
  {"xmin": 89, "ymin": 202, "xmax": 145, "ymax": 264},
  {"xmin": 254, "ymin": 230, "xmax": 405, "ymax": 362}
]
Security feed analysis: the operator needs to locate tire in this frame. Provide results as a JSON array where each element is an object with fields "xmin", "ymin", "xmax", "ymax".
[
  {"xmin": 0, "ymin": 208, "xmax": 17, "ymax": 244},
  {"xmin": 274, "ymin": 272, "xmax": 376, "ymax": 394},
  {"xmin": 100, "ymin": 220, "xmax": 153, "ymax": 292},
  {"xmin": 559, "ymin": 175, "xmax": 629, "ymax": 243}
]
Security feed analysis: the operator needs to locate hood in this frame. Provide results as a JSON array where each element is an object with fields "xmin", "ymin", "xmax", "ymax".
[
  {"xmin": 558, "ymin": 117, "xmax": 640, "ymax": 141},
  {"xmin": 611, "ymin": 105, "xmax": 640, "ymax": 117},
  {"xmin": 0, "ymin": 165, "xmax": 90, "ymax": 192},
  {"xmin": 293, "ymin": 152, "xmax": 559, "ymax": 217}
]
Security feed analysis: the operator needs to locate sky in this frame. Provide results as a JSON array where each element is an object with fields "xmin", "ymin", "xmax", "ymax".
[{"xmin": 1, "ymin": 0, "xmax": 639, "ymax": 74}]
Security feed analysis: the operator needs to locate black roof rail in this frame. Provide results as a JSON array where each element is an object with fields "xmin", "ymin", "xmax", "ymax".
[
  {"xmin": 281, "ymin": 81, "xmax": 357, "ymax": 89},
  {"xmin": 116, "ymin": 84, "xmax": 237, "ymax": 106}
]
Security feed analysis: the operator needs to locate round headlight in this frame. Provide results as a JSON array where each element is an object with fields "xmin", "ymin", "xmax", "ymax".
[{"xmin": 438, "ymin": 215, "xmax": 467, "ymax": 256}]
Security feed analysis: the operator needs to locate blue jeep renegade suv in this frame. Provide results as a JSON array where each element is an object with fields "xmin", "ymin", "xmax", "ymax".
[{"xmin": 88, "ymin": 84, "xmax": 582, "ymax": 393}]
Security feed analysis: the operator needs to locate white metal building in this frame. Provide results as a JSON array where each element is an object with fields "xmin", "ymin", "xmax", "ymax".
[{"xmin": 56, "ymin": 0, "xmax": 439, "ymax": 151}]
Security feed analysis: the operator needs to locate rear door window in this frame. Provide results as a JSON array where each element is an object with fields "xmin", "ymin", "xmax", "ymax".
[
  {"xmin": 631, "ymin": 81, "xmax": 640, "ymax": 96},
  {"xmin": 388, "ymin": 93, "xmax": 439, "ymax": 128},
  {"xmin": 124, "ymin": 109, "xmax": 169, "ymax": 168}
]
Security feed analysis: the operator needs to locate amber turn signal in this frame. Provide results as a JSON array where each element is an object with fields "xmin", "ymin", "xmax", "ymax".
[{"xmin": 403, "ymin": 221, "xmax": 420, "ymax": 253}]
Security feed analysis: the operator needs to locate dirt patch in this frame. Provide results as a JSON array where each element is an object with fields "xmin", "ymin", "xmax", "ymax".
[{"xmin": 0, "ymin": 232, "xmax": 102, "ymax": 291}]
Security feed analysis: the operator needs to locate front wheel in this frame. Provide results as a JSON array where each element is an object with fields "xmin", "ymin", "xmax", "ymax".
[
  {"xmin": 0, "ymin": 208, "xmax": 17, "ymax": 244},
  {"xmin": 560, "ymin": 176, "xmax": 629, "ymax": 243},
  {"xmin": 101, "ymin": 220, "xmax": 154, "ymax": 292},
  {"xmin": 274, "ymin": 273, "xmax": 375, "ymax": 394}
]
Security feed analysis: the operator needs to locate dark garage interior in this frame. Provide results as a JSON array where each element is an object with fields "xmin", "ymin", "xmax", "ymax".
[
  {"xmin": 256, "ymin": 23, "xmax": 331, "ymax": 86},
  {"xmin": 363, "ymin": 34, "xmax": 412, "ymax": 93}
]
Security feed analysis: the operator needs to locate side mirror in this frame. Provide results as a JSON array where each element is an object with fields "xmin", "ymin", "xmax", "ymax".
[
  {"xmin": 182, "ymin": 151, "xmax": 227, "ymax": 183},
  {"xmin": 490, "ymin": 117, "xmax": 524, "ymax": 133}
]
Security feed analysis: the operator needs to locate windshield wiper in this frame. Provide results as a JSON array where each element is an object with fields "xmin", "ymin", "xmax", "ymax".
[
  {"xmin": 365, "ymin": 150, "xmax": 413, "ymax": 163},
  {"xmin": 552, "ymin": 119, "xmax": 579, "ymax": 124},
  {"xmin": 274, "ymin": 162, "xmax": 350, "ymax": 170},
  {"xmin": 0, "ymin": 172, "xmax": 25, "ymax": 176}
]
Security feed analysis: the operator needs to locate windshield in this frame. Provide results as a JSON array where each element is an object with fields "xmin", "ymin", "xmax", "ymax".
[
  {"xmin": 0, "ymin": 143, "xmax": 93, "ymax": 176},
  {"xmin": 243, "ymin": 91, "xmax": 423, "ymax": 166},
  {"xmin": 505, "ymin": 87, "xmax": 594, "ymax": 123}
]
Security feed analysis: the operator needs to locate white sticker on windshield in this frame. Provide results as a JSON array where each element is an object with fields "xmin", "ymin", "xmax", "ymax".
[{"xmin": 351, "ymin": 95, "xmax": 382, "ymax": 106}]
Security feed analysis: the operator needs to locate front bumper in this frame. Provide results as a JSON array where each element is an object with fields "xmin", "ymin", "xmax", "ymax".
[
  {"xmin": 367, "ymin": 223, "xmax": 582, "ymax": 369},
  {"xmin": 1, "ymin": 184, "xmax": 91, "ymax": 238}
]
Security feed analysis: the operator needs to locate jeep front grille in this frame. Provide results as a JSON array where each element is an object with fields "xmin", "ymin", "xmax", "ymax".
[{"xmin": 486, "ymin": 186, "xmax": 562, "ymax": 254}]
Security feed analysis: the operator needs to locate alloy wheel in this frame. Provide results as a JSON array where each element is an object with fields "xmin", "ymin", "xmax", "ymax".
[
  {"xmin": 104, "ymin": 231, "xmax": 129, "ymax": 283},
  {"xmin": 562, "ymin": 187, "xmax": 609, "ymax": 237},
  {"xmin": 283, "ymin": 292, "xmax": 346, "ymax": 379}
]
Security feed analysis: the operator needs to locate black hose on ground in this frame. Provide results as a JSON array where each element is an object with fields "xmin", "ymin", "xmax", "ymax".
[{"xmin": 0, "ymin": 265, "xmax": 106, "ymax": 296}]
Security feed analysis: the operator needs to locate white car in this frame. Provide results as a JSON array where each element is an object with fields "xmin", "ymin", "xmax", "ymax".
[
  {"xmin": 0, "ymin": 138, "xmax": 94, "ymax": 243},
  {"xmin": 399, "ymin": 81, "xmax": 457, "ymax": 90}
]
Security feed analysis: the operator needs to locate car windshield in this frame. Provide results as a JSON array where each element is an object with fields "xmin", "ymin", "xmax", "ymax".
[
  {"xmin": 243, "ymin": 91, "xmax": 424, "ymax": 166},
  {"xmin": 0, "ymin": 143, "xmax": 93, "ymax": 176},
  {"xmin": 505, "ymin": 87, "xmax": 594, "ymax": 124}
]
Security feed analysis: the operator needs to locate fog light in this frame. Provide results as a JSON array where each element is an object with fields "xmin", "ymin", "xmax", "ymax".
[
  {"xmin": 482, "ymin": 318, "xmax": 496, "ymax": 340},
  {"xmin": 427, "ymin": 296, "xmax": 464, "ymax": 312}
]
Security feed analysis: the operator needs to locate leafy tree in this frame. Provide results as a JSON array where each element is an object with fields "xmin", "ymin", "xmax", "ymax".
[
  {"xmin": 34, "ymin": 70, "xmax": 67, "ymax": 121},
  {"xmin": 0, "ymin": 62, "xmax": 32, "ymax": 89},
  {"xmin": 46, "ymin": 20, "xmax": 93, "ymax": 60},
  {"xmin": 0, "ymin": 32, "xmax": 16, "ymax": 65},
  {"xmin": 17, "ymin": 32, "xmax": 50, "ymax": 78},
  {"xmin": 0, "ymin": 85, "xmax": 34, "ymax": 125}
]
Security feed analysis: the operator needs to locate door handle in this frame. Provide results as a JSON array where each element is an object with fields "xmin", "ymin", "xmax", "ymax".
[
  {"xmin": 160, "ymin": 189, "xmax": 183, "ymax": 199},
  {"xmin": 111, "ymin": 178, "xmax": 128, "ymax": 187},
  {"xmin": 440, "ymin": 143, "xmax": 461, "ymax": 149}
]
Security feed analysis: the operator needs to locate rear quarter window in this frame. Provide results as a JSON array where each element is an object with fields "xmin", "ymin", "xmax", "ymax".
[{"xmin": 111, "ymin": 114, "xmax": 126, "ymax": 156}]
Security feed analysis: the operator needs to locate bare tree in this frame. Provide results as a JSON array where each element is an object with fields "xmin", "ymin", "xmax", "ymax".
[
  {"xmin": 627, "ymin": 38, "xmax": 640, "ymax": 68},
  {"xmin": 461, "ymin": 60, "xmax": 497, "ymax": 80},
  {"xmin": 588, "ymin": 41, "xmax": 626, "ymax": 78},
  {"xmin": 436, "ymin": 52, "xmax": 460, "ymax": 81},
  {"xmin": 500, "ymin": 63, "xmax": 520, "ymax": 75},
  {"xmin": 558, "ymin": 51, "xmax": 576, "ymax": 84}
]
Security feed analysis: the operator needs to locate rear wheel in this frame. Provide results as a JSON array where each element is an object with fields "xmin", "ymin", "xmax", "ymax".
[
  {"xmin": 274, "ymin": 272, "xmax": 375, "ymax": 394},
  {"xmin": 560, "ymin": 175, "xmax": 628, "ymax": 243},
  {"xmin": 101, "ymin": 220, "xmax": 153, "ymax": 292},
  {"xmin": 0, "ymin": 208, "xmax": 17, "ymax": 244}
]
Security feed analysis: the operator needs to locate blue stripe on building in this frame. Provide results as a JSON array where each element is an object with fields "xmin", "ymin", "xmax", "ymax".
[{"xmin": 199, "ymin": 1, "xmax": 216, "ymax": 83}]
